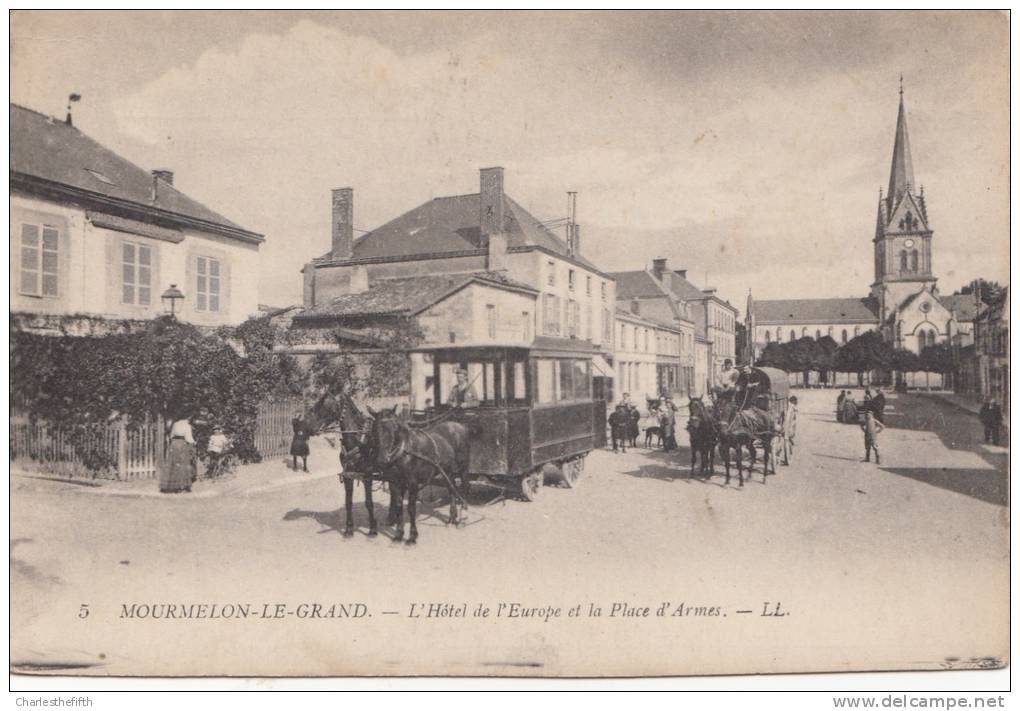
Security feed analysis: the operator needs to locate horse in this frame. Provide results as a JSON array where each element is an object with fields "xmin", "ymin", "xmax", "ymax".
[
  {"xmin": 367, "ymin": 406, "xmax": 472, "ymax": 544},
  {"xmin": 308, "ymin": 392, "xmax": 395, "ymax": 538},
  {"xmin": 714, "ymin": 399, "xmax": 776, "ymax": 487},
  {"xmin": 644, "ymin": 425, "xmax": 664, "ymax": 448},
  {"xmin": 686, "ymin": 396, "xmax": 717, "ymax": 477}
]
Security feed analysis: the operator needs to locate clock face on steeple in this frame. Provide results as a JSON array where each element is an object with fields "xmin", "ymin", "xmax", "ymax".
[{"xmin": 904, "ymin": 239, "xmax": 915, "ymax": 248}]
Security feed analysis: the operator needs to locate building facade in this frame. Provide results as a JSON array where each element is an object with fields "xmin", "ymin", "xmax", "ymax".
[
  {"xmin": 747, "ymin": 86, "xmax": 976, "ymax": 362},
  {"xmin": 610, "ymin": 257, "xmax": 735, "ymax": 393},
  {"xmin": 10, "ymin": 104, "xmax": 263, "ymax": 326},
  {"xmin": 957, "ymin": 289, "xmax": 1009, "ymax": 416},
  {"xmin": 613, "ymin": 308, "xmax": 659, "ymax": 403}
]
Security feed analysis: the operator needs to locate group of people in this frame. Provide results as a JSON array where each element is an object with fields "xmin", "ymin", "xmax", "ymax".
[
  {"xmin": 836, "ymin": 388, "xmax": 887, "ymax": 425},
  {"xmin": 160, "ymin": 416, "xmax": 232, "ymax": 494},
  {"xmin": 608, "ymin": 392, "xmax": 681, "ymax": 454}
]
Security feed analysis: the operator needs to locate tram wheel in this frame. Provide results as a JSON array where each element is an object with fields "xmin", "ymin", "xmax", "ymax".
[
  {"xmin": 519, "ymin": 470, "xmax": 543, "ymax": 502},
  {"xmin": 561, "ymin": 457, "xmax": 585, "ymax": 488}
]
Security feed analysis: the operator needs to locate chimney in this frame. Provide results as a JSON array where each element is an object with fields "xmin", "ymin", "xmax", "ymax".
[
  {"xmin": 652, "ymin": 257, "xmax": 668, "ymax": 281},
  {"xmin": 674, "ymin": 269, "xmax": 687, "ymax": 280},
  {"xmin": 487, "ymin": 233, "xmax": 508, "ymax": 271},
  {"xmin": 479, "ymin": 167, "xmax": 505, "ymax": 243},
  {"xmin": 152, "ymin": 169, "xmax": 174, "ymax": 186},
  {"xmin": 302, "ymin": 262, "xmax": 316, "ymax": 308},
  {"xmin": 569, "ymin": 224, "xmax": 582, "ymax": 257},
  {"xmin": 331, "ymin": 188, "xmax": 353, "ymax": 261}
]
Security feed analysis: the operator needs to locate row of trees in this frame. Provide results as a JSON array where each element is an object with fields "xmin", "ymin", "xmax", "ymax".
[{"xmin": 756, "ymin": 331, "xmax": 954, "ymax": 387}]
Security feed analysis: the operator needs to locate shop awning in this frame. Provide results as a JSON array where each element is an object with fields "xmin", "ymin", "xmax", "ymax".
[{"xmin": 592, "ymin": 354, "xmax": 616, "ymax": 379}]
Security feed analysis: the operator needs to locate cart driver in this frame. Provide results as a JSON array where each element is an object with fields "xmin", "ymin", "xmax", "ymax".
[
  {"xmin": 448, "ymin": 367, "xmax": 480, "ymax": 408},
  {"xmin": 712, "ymin": 359, "xmax": 741, "ymax": 403}
]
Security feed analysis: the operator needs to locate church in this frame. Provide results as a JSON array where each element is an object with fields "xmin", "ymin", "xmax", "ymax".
[{"xmin": 747, "ymin": 84, "xmax": 978, "ymax": 363}]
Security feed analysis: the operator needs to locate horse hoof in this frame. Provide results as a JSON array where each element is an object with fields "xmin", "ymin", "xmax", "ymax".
[
  {"xmin": 342, "ymin": 529, "xmax": 354, "ymax": 538},
  {"xmin": 392, "ymin": 533, "xmax": 403, "ymax": 542},
  {"xmin": 406, "ymin": 538, "xmax": 417, "ymax": 546},
  {"xmin": 367, "ymin": 529, "xmax": 378, "ymax": 537}
]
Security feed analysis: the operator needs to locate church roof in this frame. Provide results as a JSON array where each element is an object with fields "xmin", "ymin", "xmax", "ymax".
[
  {"xmin": 753, "ymin": 297, "xmax": 879, "ymax": 324},
  {"xmin": 938, "ymin": 294, "xmax": 979, "ymax": 322},
  {"xmin": 887, "ymin": 86, "xmax": 916, "ymax": 216}
]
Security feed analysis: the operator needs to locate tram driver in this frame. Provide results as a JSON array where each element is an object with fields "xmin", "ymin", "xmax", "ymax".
[{"xmin": 447, "ymin": 367, "xmax": 480, "ymax": 408}]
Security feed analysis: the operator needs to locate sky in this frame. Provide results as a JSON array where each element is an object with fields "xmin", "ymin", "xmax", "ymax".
[{"xmin": 10, "ymin": 11, "xmax": 1010, "ymax": 314}]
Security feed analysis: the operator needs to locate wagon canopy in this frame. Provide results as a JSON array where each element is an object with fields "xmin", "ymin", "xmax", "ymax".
[{"xmin": 743, "ymin": 367, "xmax": 790, "ymax": 400}]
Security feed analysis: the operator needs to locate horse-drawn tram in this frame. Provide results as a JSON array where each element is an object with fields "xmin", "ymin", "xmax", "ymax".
[{"xmin": 409, "ymin": 338, "xmax": 608, "ymax": 501}]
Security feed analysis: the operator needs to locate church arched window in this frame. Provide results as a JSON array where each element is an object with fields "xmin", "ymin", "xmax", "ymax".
[
  {"xmin": 841, "ymin": 329, "xmax": 848, "ymax": 344},
  {"xmin": 815, "ymin": 329, "xmax": 821, "ymax": 339},
  {"xmin": 910, "ymin": 250, "xmax": 919, "ymax": 272},
  {"xmin": 900, "ymin": 250, "xmax": 908, "ymax": 272},
  {"xmin": 854, "ymin": 326, "xmax": 861, "ymax": 337},
  {"xmin": 801, "ymin": 327, "xmax": 808, "ymax": 338},
  {"xmin": 789, "ymin": 329, "xmax": 796, "ymax": 342},
  {"xmin": 765, "ymin": 330, "xmax": 771, "ymax": 343}
]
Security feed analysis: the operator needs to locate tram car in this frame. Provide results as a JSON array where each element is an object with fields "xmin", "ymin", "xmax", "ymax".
[{"xmin": 409, "ymin": 338, "xmax": 608, "ymax": 500}]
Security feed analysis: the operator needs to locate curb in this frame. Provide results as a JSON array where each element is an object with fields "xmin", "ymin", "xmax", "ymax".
[{"xmin": 11, "ymin": 469, "xmax": 338, "ymax": 500}]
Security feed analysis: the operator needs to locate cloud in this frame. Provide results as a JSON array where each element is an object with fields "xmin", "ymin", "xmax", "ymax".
[{"xmin": 102, "ymin": 15, "xmax": 1008, "ymax": 308}]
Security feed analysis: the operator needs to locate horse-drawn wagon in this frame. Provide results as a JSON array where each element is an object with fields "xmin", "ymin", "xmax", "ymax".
[
  {"xmin": 409, "ymin": 338, "xmax": 608, "ymax": 501},
  {"xmin": 732, "ymin": 366, "xmax": 795, "ymax": 466}
]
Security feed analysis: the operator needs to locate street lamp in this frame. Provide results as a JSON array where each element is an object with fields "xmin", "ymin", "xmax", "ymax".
[{"xmin": 161, "ymin": 284, "xmax": 184, "ymax": 318}]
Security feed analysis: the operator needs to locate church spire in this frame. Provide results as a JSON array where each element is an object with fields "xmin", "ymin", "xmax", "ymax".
[{"xmin": 886, "ymin": 76, "xmax": 916, "ymax": 214}]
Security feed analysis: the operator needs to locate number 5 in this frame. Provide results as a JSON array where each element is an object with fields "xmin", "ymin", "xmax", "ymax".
[{"xmin": 78, "ymin": 604, "xmax": 90, "ymax": 619}]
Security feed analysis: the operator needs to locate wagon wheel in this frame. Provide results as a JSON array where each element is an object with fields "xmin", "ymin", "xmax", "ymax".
[
  {"xmin": 560, "ymin": 456, "xmax": 585, "ymax": 488},
  {"xmin": 519, "ymin": 469, "xmax": 543, "ymax": 502}
]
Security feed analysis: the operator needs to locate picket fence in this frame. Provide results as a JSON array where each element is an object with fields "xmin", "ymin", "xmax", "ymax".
[
  {"xmin": 10, "ymin": 414, "xmax": 165, "ymax": 480},
  {"xmin": 253, "ymin": 397, "xmax": 304, "ymax": 460},
  {"xmin": 10, "ymin": 397, "xmax": 305, "ymax": 480}
]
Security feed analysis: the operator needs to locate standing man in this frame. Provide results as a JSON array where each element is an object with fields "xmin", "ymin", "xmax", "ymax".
[
  {"xmin": 871, "ymin": 389, "xmax": 887, "ymax": 425},
  {"xmin": 836, "ymin": 390, "xmax": 847, "ymax": 423},
  {"xmin": 979, "ymin": 400, "xmax": 1003, "ymax": 445},
  {"xmin": 861, "ymin": 410, "xmax": 884, "ymax": 464}
]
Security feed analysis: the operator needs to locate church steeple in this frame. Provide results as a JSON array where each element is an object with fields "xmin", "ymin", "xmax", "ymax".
[{"xmin": 886, "ymin": 76, "xmax": 916, "ymax": 215}]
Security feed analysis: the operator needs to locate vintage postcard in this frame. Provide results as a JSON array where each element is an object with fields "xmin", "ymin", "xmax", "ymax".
[{"xmin": 9, "ymin": 10, "xmax": 1009, "ymax": 678}]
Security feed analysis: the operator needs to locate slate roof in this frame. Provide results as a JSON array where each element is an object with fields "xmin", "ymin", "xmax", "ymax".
[
  {"xmin": 753, "ymin": 297, "xmax": 880, "ymax": 324},
  {"xmin": 938, "ymin": 294, "xmax": 979, "ymax": 322},
  {"xmin": 294, "ymin": 271, "xmax": 537, "ymax": 321},
  {"xmin": 10, "ymin": 104, "xmax": 261, "ymax": 242},
  {"xmin": 317, "ymin": 192, "xmax": 603, "ymax": 274},
  {"xmin": 610, "ymin": 269, "xmax": 716, "ymax": 303}
]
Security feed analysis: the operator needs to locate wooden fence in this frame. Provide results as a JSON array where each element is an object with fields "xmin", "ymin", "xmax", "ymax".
[
  {"xmin": 253, "ymin": 398, "xmax": 304, "ymax": 460},
  {"xmin": 11, "ymin": 398, "xmax": 305, "ymax": 479},
  {"xmin": 10, "ymin": 414, "xmax": 165, "ymax": 480}
]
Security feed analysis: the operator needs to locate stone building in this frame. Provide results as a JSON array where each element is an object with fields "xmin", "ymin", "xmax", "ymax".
[{"xmin": 10, "ymin": 103, "xmax": 263, "ymax": 327}]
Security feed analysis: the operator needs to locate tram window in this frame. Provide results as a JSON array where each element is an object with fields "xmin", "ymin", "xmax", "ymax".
[
  {"xmin": 536, "ymin": 359, "xmax": 556, "ymax": 404},
  {"xmin": 572, "ymin": 359, "xmax": 591, "ymax": 399},
  {"xmin": 558, "ymin": 359, "xmax": 573, "ymax": 399},
  {"xmin": 513, "ymin": 361, "xmax": 527, "ymax": 401}
]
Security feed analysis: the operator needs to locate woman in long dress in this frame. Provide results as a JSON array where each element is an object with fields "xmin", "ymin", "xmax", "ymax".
[{"xmin": 162, "ymin": 417, "xmax": 197, "ymax": 493}]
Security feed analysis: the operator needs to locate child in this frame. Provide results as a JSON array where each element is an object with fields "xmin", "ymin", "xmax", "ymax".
[
  {"xmin": 860, "ymin": 410, "xmax": 884, "ymax": 464},
  {"xmin": 608, "ymin": 404, "xmax": 629, "ymax": 453},
  {"xmin": 206, "ymin": 426, "xmax": 231, "ymax": 478}
]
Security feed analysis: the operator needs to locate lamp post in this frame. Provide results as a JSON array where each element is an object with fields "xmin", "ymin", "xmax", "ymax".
[{"xmin": 161, "ymin": 284, "xmax": 184, "ymax": 319}]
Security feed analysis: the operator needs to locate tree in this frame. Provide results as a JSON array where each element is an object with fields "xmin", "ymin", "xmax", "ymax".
[
  {"xmin": 756, "ymin": 341, "xmax": 789, "ymax": 370},
  {"xmin": 786, "ymin": 337, "xmax": 820, "ymax": 387},
  {"xmin": 835, "ymin": 331, "xmax": 892, "ymax": 386},
  {"xmin": 920, "ymin": 343, "xmax": 953, "ymax": 390},
  {"xmin": 815, "ymin": 336, "xmax": 839, "ymax": 384},
  {"xmin": 955, "ymin": 279, "xmax": 1005, "ymax": 306},
  {"xmin": 891, "ymin": 348, "xmax": 921, "ymax": 389}
]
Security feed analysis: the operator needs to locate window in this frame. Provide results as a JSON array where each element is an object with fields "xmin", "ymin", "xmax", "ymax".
[
  {"xmin": 765, "ymin": 330, "xmax": 771, "ymax": 343},
  {"xmin": 801, "ymin": 327, "xmax": 808, "ymax": 337},
  {"xmin": 522, "ymin": 311, "xmax": 531, "ymax": 342},
  {"xmin": 568, "ymin": 269, "xmax": 576, "ymax": 291},
  {"xmin": 789, "ymin": 329, "xmax": 796, "ymax": 342},
  {"xmin": 910, "ymin": 250, "xmax": 919, "ymax": 272},
  {"xmin": 586, "ymin": 276, "xmax": 592, "ymax": 296},
  {"xmin": 842, "ymin": 329, "xmax": 848, "ymax": 344},
  {"xmin": 601, "ymin": 281, "xmax": 607, "ymax": 301},
  {"xmin": 19, "ymin": 223, "xmax": 59, "ymax": 297},
  {"xmin": 644, "ymin": 329, "xmax": 649, "ymax": 352},
  {"xmin": 195, "ymin": 256, "xmax": 220, "ymax": 312},
  {"xmin": 547, "ymin": 261, "xmax": 556, "ymax": 286},
  {"xmin": 603, "ymin": 308, "xmax": 613, "ymax": 344},
  {"xmin": 900, "ymin": 250, "xmax": 909, "ymax": 272},
  {"xmin": 566, "ymin": 299, "xmax": 579, "ymax": 338},
  {"xmin": 815, "ymin": 329, "xmax": 821, "ymax": 339},
  {"xmin": 854, "ymin": 326, "xmax": 861, "ymax": 337},
  {"xmin": 487, "ymin": 304, "xmax": 497, "ymax": 338},
  {"xmin": 543, "ymin": 294, "xmax": 560, "ymax": 335},
  {"xmin": 122, "ymin": 241, "xmax": 152, "ymax": 305}
]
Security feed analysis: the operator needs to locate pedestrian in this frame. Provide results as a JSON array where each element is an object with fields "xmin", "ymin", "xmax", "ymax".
[
  {"xmin": 785, "ymin": 396, "xmax": 799, "ymax": 448},
  {"xmin": 860, "ymin": 410, "xmax": 884, "ymax": 464},
  {"xmin": 609, "ymin": 404, "xmax": 629, "ymax": 453},
  {"xmin": 871, "ymin": 389, "xmax": 887, "ymax": 425},
  {"xmin": 290, "ymin": 412, "xmax": 311, "ymax": 472},
  {"xmin": 979, "ymin": 400, "xmax": 1003, "ymax": 446},
  {"xmin": 162, "ymin": 414, "xmax": 197, "ymax": 493},
  {"xmin": 627, "ymin": 405, "xmax": 641, "ymax": 448},
  {"xmin": 205, "ymin": 426, "xmax": 230, "ymax": 478},
  {"xmin": 662, "ymin": 396, "xmax": 678, "ymax": 451},
  {"xmin": 836, "ymin": 390, "xmax": 846, "ymax": 423}
]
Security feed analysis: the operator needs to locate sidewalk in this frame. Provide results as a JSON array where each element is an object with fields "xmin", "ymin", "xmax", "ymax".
[
  {"xmin": 915, "ymin": 390, "xmax": 1010, "ymax": 442},
  {"xmin": 11, "ymin": 435, "xmax": 342, "ymax": 500}
]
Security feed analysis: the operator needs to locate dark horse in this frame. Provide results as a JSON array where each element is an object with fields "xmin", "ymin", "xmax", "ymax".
[
  {"xmin": 367, "ymin": 406, "xmax": 472, "ymax": 544},
  {"xmin": 686, "ymin": 396, "xmax": 717, "ymax": 477},
  {"xmin": 714, "ymin": 399, "xmax": 776, "ymax": 487},
  {"xmin": 309, "ymin": 392, "xmax": 395, "ymax": 538}
]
